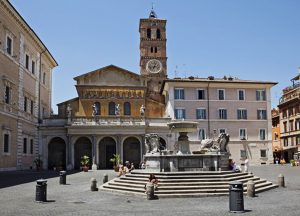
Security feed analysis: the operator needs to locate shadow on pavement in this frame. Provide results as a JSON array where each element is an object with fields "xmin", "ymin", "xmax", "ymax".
[{"xmin": 0, "ymin": 170, "xmax": 79, "ymax": 189}]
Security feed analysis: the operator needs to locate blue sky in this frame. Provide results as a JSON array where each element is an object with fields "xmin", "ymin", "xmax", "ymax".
[{"xmin": 10, "ymin": 0, "xmax": 300, "ymax": 112}]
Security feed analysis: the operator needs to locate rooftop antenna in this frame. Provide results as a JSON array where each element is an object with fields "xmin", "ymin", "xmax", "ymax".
[
  {"xmin": 152, "ymin": 2, "xmax": 154, "ymax": 10},
  {"xmin": 183, "ymin": 64, "xmax": 186, "ymax": 78},
  {"xmin": 174, "ymin": 65, "xmax": 178, "ymax": 78}
]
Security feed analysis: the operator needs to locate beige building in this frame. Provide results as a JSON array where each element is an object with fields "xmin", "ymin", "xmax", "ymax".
[
  {"xmin": 0, "ymin": 0, "xmax": 57, "ymax": 171},
  {"xmin": 162, "ymin": 78, "xmax": 277, "ymax": 165},
  {"xmin": 277, "ymin": 70, "xmax": 300, "ymax": 162}
]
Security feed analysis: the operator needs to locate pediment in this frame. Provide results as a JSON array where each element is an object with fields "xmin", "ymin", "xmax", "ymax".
[{"xmin": 74, "ymin": 65, "xmax": 143, "ymax": 87}]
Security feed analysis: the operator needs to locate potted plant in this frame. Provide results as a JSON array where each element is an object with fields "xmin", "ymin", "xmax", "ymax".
[
  {"xmin": 33, "ymin": 155, "xmax": 43, "ymax": 171},
  {"xmin": 81, "ymin": 155, "xmax": 90, "ymax": 172},
  {"xmin": 290, "ymin": 159, "xmax": 296, "ymax": 167},
  {"xmin": 110, "ymin": 154, "xmax": 122, "ymax": 172}
]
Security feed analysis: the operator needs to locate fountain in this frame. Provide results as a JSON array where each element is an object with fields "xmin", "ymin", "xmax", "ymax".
[{"xmin": 143, "ymin": 121, "xmax": 230, "ymax": 172}]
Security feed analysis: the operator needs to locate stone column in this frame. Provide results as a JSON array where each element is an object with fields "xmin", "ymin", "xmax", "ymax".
[{"xmin": 92, "ymin": 135, "xmax": 97, "ymax": 170}]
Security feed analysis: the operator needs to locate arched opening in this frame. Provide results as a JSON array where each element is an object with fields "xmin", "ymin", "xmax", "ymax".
[
  {"xmin": 123, "ymin": 137, "xmax": 141, "ymax": 168},
  {"xmin": 159, "ymin": 137, "xmax": 167, "ymax": 151},
  {"xmin": 48, "ymin": 137, "xmax": 66, "ymax": 170},
  {"xmin": 98, "ymin": 137, "xmax": 116, "ymax": 169},
  {"xmin": 74, "ymin": 137, "xmax": 92, "ymax": 169},
  {"xmin": 156, "ymin": 29, "xmax": 161, "ymax": 39},
  {"xmin": 124, "ymin": 102, "xmax": 131, "ymax": 116},
  {"xmin": 147, "ymin": 28, "xmax": 151, "ymax": 39},
  {"xmin": 109, "ymin": 101, "xmax": 115, "ymax": 115}
]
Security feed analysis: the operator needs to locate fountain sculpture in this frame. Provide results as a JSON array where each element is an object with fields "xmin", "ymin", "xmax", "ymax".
[{"xmin": 144, "ymin": 121, "xmax": 230, "ymax": 172}]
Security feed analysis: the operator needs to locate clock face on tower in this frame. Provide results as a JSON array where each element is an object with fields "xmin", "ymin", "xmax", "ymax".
[{"xmin": 146, "ymin": 59, "xmax": 162, "ymax": 73}]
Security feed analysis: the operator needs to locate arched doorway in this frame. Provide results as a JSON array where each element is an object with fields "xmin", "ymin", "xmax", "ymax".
[
  {"xmin": 123, "ymin": 137, "xmax": 141, "ymax": 167},
  {"xmin": 74, "ymin": 137, "xmax": 92, "ymax": 169},
  {"xmin": 48, "ymin": 137, "xmax": 66, "ymax": 170},
  {"xmin": 159, "ymin": 137, "xmax": 167, "ymax": 151},
  {"xmin": 99, "ymin": 137, "xmax": 116, "ymax": 169}
]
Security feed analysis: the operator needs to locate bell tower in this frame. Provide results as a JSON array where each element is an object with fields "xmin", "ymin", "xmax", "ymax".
[{"xmin": 139, "ymin": 8, "xmax": 167, "ymax": 95}]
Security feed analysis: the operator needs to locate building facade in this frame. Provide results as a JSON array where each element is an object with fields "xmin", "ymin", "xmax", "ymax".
[
  {"xmin": 271, "ymin": 108, "xmax": 281, "ymax": 162},
  {"xmin": 38, "ymin": 9, "xmax": 276, "ymax": 170},
  {"xmin": 162, "ymin": 78, "xmax": 276, "ymax": 165},
  {"xmin": 0, "ymin": 0, "xmax": 57, "ymax": 170},
  {"xmin": 277, "ymin": 71, "xmax": 300, "ymax": 162}
]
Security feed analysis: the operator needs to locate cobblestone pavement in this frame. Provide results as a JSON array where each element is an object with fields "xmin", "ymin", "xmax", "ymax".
[{"xmin": 0, "ymin": 165, "xmax": 299, "ymax": 216}]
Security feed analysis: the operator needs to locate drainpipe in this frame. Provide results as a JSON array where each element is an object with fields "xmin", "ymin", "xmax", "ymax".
[
  {"xmin": 38, "ymin": 50, "xmax": 46, "ymax": 124},
  {"xmin": 207, "ymin": 82, "xmax": 210, "ymax": 138}
]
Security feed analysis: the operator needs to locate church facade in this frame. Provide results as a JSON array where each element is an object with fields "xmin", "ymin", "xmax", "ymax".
[{"xmin": 40, "ymin": 9, "xmax": 276, "ymax": 170}]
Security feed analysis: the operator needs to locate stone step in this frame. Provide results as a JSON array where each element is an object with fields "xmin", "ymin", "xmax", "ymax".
[
  {"xmin": 114, "ymin": 176, "xmax": 261, "ymax": 186},
  {"xmin": 125, "ymin": 172, "xmax": 249, "ymax": 179},
  {"xmin": 120, "ymin": 174, "xmax": 255, "ymax": 183},
  {"xmin": 110, "ymin": 178, "xmax": 266, "ymax": 190},
  {"xmin": 131, "ymin": 170, "xmax": 235, "ymax": 175},
  {"xmin": 255, "ymin": 183, "xmax": 278, "ymax": 193}
]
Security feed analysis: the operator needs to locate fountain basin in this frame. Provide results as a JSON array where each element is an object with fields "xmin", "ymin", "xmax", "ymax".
[{"xmin": 144, "ymin": 153, "xmax": 229, "ymax": 172}]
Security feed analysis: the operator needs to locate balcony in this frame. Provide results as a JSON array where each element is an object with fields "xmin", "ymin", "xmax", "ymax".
[{"xmin": 279, "ymin": 88, "xmax": 300, "ymax": 105}]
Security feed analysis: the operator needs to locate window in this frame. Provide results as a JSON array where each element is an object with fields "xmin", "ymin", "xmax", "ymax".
[
  {"xmin": 124, "ymin": 102, "xmax": 131, "ymax": 116},
  {"xmin": 219, "ymin": 128, "xmax": 226, "ymax": 134},
  {"xmin": 297, "ymin": 135, "xmax": 300, "ymax": 145},
  {"xmin": 175, "ymin": 108, "xmax": 185, "ymax": 119},
  {"xmin": 218, "ymin": 89, "xmax": 225, "ymax": 100},
  {"xmin": 23, "ymin": 138, "xmax": 27, "ymax": 154},
  {"xmin": 5, "ymin": 86, "xmax": 10, "ymax": 104},
  {"xmin": 42, "ymin": 107, "xmax": 46, "ymax": 118},
  {"xmin": 240, "ymin": 150, "xmax": 247, "ymax": 158},
  {"xmin": 150, "ymin": 47, "xmax": 153, "ymax": 53},
  {"xmin": 198, "ymin": 129, "xmax": 206, "ymax": 140},
  {"xmin": 31, "ymin": 61, "xmax": 35, "ymax": 74},
  {"xmin": 24, "ymin": 97, "xmax": 28, "ymax": 112},
  {"xmin": 219, "ymin": 109, "xmax": 227, "ymax": 119},
  {"xmin": 196, "ymin": 108, "xmax": 206, "ymax": 119},
  {"xmin": 257, "ymin": 109, "xmax": 267, "ymax": 120},
  {"xmin": 30, "ymin": 100, "xmax": 34, "ymax": 114},
  {"xmin": 174, "ymin": 88, "xmax": 184, "ymax": 100},
  {"xmin": 6, "ymin": 36, "xmax": 12, "ymax": 55},
  {"xmin": 147, "ymin": 28, "xmax": 151, "ymax": 38},
  {"xmin": 259, "ymin": 129, "xmax": 266, "ymax": 140},
  {"xmin": 237, "ymin": 109, "xmax": 247, "ymax": 119},
  {"xmin": 108, "ymin": 102, "xmax": 116, "ymax": 115},
  {"xmin": 43, "ymin": 72, "xmax": 46, "ymax": 85},
  {"xmin": 197, "ymin": 89, "xmax": 205, "ymax": 100},
  {"xmin": 274, "ymin": 132, "xmax": 278, "ymax": 141},
  {"xmin": 239, "ymin": 129, "xmax": 247, "ymax": 140},
  {"xmin": 256, "ymin": 90, "xmax": 266, "ymax": 101},
  {"xmin": 156, "ymin": 29, "xmax": 161, "ymax": 39},
  {"xmin": 283, "ymin": 138, "xmax": 288, "ymax": 147},
  {"xmin": 25, "ymin": 54, "xmax": 29, "ymax": 69},
  {"xmin": 260, "ymin": 149, "xmax": 267, "ymax": 158},
  {"xmin": 289, "ymin": 120, "xmax": 294, "ymax": 131},
  {"xmin": 238, "ymin": 90, "xmax": 245, "ymax": 100},
  {"xmin": 283, "ymin": 122, "xmax": 287, "ymax": 133},
  {"xmin": 154, "ymin": 47, "xmax": 157, "ymax": 53},
  {"xmin": 30, "ymin": 139, "xmax": 34, "ymax": 154},
  {"xmin": 4, "ymin": 134, "xmax": 9, "ymax": 153}
]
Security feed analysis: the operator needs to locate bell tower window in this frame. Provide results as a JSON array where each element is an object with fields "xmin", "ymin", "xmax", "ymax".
[
  {"xmin": 151, "ymin": 47, "xmax": 153, "ymax": 53},
  {"xmin": 147, "ymin": 29, "xmax": 151, "ymax": 39},
  {"xmin": 156, "ymin": 29, "xmax": 161, "ymax": 39}
]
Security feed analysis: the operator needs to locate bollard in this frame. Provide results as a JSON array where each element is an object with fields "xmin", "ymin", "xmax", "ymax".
[
  {"xmin": 229, "ymin": 181, "xmax": 244, "ymax": 213},
  {"xmin": 278, "ymin": 174, "xmax": 285, "ymax": 187},
  {"xmin": 146, "ymin": 182, "xmax": 154, "ymax": 200},
  {"xmin": 59, "ymin": 171, "xmax": 67, "ymax": 185},
  {"xmin": 247, "ymin": 180, "xmax": 255, "ymax": 197},
  {"xmin": 90, "ymin": 178, "xmax": 98, "ymax": 191},
  {"xmin": 103, "ymin": 173, "xmax": 108, "ymax": 184},
  {"xmin": 35, "ymin": 179, "xmax": 47, "ymax": 202}
]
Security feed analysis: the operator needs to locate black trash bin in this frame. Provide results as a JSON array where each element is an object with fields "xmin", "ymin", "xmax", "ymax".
[
  {"xmin": 59, "ymin": 171, "xmax": 67, "ymax": 184},
  {"xmin": 36, "ymin": 179, "xmax": 47, "ymax": 202},
  {"xmin": 229, "ymin": 181, "xmax": 244, "ymax": 213}
]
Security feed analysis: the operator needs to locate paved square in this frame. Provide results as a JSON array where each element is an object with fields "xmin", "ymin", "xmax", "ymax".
[{"xmin": 0, "ymin": 165, "xmax": 299, "ymax": 216}]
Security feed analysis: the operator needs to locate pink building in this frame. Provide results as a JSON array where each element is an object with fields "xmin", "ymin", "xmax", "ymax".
[{"xmin": 162, "ymin": 77, "xmax": 277, "ymax": 165}]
